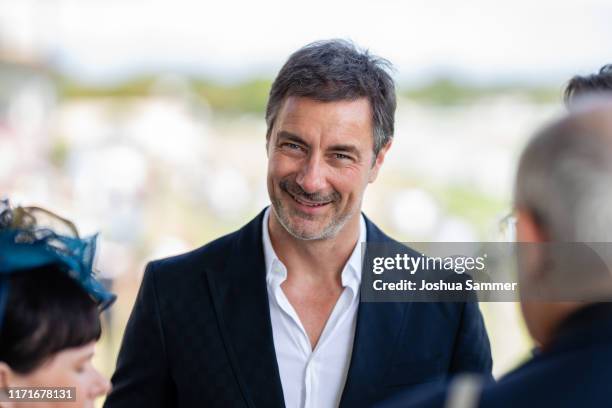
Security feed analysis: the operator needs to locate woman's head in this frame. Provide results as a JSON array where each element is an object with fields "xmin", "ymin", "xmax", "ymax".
[
  {"xmin": 0, "ymin": 265, "xmax": 111, "ymax": 407},
  {"xmin": 0, "ymin": 202, "xmax": 114, "ymax": 407}
]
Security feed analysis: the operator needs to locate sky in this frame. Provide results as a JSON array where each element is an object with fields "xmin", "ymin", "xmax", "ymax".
[{"xmin": 1, "ymin": 0, "xmax": 612, "ymax": 84}]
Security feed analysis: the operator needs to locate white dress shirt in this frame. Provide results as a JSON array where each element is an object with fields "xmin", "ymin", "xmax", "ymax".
[{"xmin": 262, "ymin": 207, "xmax": 366, "ymax": 408}]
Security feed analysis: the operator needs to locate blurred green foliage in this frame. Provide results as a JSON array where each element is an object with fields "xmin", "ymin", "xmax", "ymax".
[
  {"xmin": 56, "ymin": 73, "xmax": 272, "ymax": 113},
  {"xmin": 191, "ymin": 78, "xmax": 271, "ymax": 114},
  {"xmin": 55, "ymin": 74, "xmax": 560, "ymax": 112},
  {"xmin": 55, "ymin": 74, "xmax": 157, "ymax": 98},
  {"xmin": 403, "ymin": 78, "xmax": 560, "ymax": 105},
  {"xmin": 49, "ymin": 137, "xmax": 70, "ymax": 169},
  {"xmin": 435, "ymin": 184, "xmax": 507, "ymax": 234}
]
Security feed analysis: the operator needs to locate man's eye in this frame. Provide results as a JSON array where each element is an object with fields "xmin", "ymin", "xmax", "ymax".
[
  {"xmin": 334, "ymin": 153, "xmax": 352, "ymax": 160},
  {"xmin": 283, "ymin": 143, "xmax": 303, "ymax": 151}
]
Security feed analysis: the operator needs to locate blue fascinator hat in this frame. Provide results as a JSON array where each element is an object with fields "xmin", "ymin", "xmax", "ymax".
[{"xmin": 0, "ymin": 199, "xmax": 116, "ymax": 329}]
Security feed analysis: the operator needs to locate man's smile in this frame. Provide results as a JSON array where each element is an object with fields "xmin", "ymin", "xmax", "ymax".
[
  {"xmin": 288, "ymin": 191, "xmax": 332, "ymax": 207},
  {"xmin": 284, "ymin": 188, "xmax": 334, "ymax": 216}
]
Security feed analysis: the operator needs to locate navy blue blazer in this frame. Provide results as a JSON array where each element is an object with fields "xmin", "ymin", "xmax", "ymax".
[
  {"xmin": 376, "ymin": 303, "xmax": 612, "ymax": 408},
  {"xmin": 104, "ymin": 209, "xmax": 492, "ymax": 408}
]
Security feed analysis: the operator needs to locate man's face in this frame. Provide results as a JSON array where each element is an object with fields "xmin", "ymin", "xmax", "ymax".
[{"xmin": 266, "ymin": 96, "xmax": 390, "ymax": 240}]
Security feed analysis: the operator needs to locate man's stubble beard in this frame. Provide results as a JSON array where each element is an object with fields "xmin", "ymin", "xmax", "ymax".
[{"xmin": 270, "ymin": 180, "xmax": 356, "ymax": 241}]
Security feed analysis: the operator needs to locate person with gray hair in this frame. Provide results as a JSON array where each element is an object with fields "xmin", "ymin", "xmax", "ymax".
[
  {"xmin": 376, "ymin": 97, "xmax": 612, "ymax": 408},
  {"xmin": 104, "ymin": 39, "xmax": 492, "ymax": 408},
  {"xmin": 516, "ymin": 98, "xmax": 612, "ymax": 243}
]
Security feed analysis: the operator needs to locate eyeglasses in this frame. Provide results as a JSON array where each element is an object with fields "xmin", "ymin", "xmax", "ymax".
[{"xmin": 498, "ymin": 212, "xmax": 517, "ymax": 242}]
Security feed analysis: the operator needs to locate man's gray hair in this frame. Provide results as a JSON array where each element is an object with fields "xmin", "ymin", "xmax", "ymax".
[
  {"xmin": 514, "ymin": 96, "xmax": 612, "ymax": 241},
  {"xmin": 265, "ymin": 39, "xmax": 396, "ymax": 156}
]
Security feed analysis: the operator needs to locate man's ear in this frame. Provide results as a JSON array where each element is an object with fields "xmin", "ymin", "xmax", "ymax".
[
  {"xmin": 368, "ymin": 139, "xmax": 393, "ymax": 183},
  {"xmin": 516, "ymin": 208, "xmax": 547, "ymax": 243},
  {"xmin": 266, "ymin": 128, "xmax": 275, "ymax": 158},
  {"xmin": 516, "ymin": 208, "xmax": 549, "ymax": 285}
]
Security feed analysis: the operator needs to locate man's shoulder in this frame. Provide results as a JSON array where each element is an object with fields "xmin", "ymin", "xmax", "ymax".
[{"xmin": 478, "ymin": 343, "xmax": 612, "ymax": 407}]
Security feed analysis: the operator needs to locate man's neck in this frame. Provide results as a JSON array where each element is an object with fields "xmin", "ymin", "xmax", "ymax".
[{"xmin": 268, "ymin": 210, "xmax": 362, "ymax": 283}]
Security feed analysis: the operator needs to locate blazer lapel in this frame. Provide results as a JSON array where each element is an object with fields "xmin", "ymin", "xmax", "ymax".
[
  {"xmin": 339, "ymin": 217, "xmax": 410, "ymax": 407},
  {"xmin": 206, "ymin": 209, "xmax": 285, "ymax": 408}
]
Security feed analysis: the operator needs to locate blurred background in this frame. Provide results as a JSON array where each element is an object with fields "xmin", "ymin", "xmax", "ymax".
[{"xmin": 1, "ymin": 0, "xmax": 611, "ymax": 399}]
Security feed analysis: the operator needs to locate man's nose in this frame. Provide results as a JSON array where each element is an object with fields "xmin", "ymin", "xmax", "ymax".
[{"xmin": 296, "ymin": 154, "xmax": 327, "ymax": 193}]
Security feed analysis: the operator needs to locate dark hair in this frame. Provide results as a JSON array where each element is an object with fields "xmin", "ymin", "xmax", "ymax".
[
  {"xmin": 564, "ymin": 64, "xmax": 612, "ymax": 107},
  {"xmin": 0, "ymin": 264, "xmax": 101, "ymax": 374},
  {"xmin": 265, "ymin": 39, "xmax": 396, "ymax": 156}
]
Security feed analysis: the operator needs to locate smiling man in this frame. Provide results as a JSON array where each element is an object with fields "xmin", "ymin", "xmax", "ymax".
[{"xmin": 104, "ymin": 40, "xmax": 492, "ymax": 408}]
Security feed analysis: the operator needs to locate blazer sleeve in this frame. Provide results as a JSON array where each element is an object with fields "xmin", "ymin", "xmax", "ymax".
[
  {"xmin": 449, "ymin": 302, "xmax": 493, "ymax": 379},
  {"xmin": 104, "ymin": 262, "xmax": 176, "ymax": 408}
]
